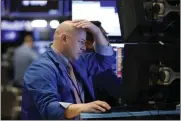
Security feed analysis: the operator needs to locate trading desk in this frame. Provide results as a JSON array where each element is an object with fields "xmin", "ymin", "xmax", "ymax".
[{"xmin": 80, "ymin": 109, "xmax": 180, "ymax": 120}]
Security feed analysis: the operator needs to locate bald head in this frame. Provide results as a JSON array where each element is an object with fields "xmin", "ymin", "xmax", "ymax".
[{"xmin": 54, "ymin": 20, "xmax": 83, "ymax": 41}]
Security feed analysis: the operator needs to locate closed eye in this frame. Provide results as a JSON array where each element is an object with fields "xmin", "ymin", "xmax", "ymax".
[{"xmin": 78, "ymin": 39, "xmax": 86, "ymax": 44}]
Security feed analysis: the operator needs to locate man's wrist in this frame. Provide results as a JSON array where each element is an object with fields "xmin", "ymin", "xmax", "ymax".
[
  {"xmin": 64, "ymin": 104, "xmax": 83, "ymax": 119},
  {"xmin": 93, "ymin": 29, "xmax": 102, "ymax": 37}
]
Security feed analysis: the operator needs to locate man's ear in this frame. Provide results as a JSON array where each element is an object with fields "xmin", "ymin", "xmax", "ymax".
[{"xmin": 61, "ymin": 34, "xmax": 67, "ymax": 44}]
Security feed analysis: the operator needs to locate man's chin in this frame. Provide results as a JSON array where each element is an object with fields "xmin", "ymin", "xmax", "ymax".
[{"xmin": 72, "ymin": 55, "xmax": 80, "ymax": 60}]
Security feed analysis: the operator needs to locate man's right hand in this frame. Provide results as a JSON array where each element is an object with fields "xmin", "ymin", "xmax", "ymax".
[
  {"xmin": 80, "ymin": 100, "xmax": 111, "ymax": 113},
  {"xmin": 65, "ymin": 100, "xmax": 111, "ymax": 119}
]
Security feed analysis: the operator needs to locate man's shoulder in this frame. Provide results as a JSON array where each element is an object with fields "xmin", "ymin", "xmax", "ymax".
[
  {"xmin": 27, "ymin": 52, "xmax": 56, "ymax": 72},
  {"xmin": 31, "ymin": 52, "xmax": 51, "ymax": 65},
  {"xmin": 15, "ymin": 45, "xmax": 31, "ymax": 54},
  {"xmin": 23, "ymin": 51, "xmax": 60, "ymax": 86},
  {"xmin": 24, "ymin": 53, "xmax": 60, "ymax": 83}
]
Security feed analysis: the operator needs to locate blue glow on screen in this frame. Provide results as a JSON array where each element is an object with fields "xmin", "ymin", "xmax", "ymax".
[
  {"xmin": 72, "ymin": 0, "xmax": 121, "ymax": 36},
  {"xmin": 1, "ymin": 31, "xmax": 20, "ymax": 42}
]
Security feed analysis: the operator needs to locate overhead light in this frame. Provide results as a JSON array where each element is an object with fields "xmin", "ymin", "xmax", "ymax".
[
  {"xmin": 49, "ymin": 20, "xmax": 59, "ymax": 29},
  {"xmin": 22, "ymin": 1, "xmax": 29, "ymax": 6},
  {"xmin": 24, "ymin": 21, "xmax": 32, "ymax": 31},
  {"xmin": 31, "ymin": 20, "xmax": 47, "ymax": 28},
  {"xmin": 22, "ymin": 0, "xmax": 47, "ymax": 6}
]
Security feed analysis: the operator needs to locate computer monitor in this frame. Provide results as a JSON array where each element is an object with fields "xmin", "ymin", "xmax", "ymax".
[
  {"xmin": 72, "ymin": 0, "xmax": 122, "ymax": 39},
  {"xmin": 120, "ymin": 43, "xmax": 180, "ymax": 104},
  {"xmin": 1, "ymin": 30, "xmax": 21, "ymax": 43},
  {"xmin": 117, "ymin": 0, "xmax": 180, "ymax": 43},
  {"xmin": 117, "ymin": 0, "xmax": 146, "ymax": 43},
  {"xmin": 6, "ymin": 0, "xmax": 63, "ymax": 17}
]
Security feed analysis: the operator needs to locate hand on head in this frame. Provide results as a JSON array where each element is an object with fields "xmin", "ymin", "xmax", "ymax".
[{"xmin": 72, "ymin": 19, "xmax": 101, "ymax": 35}]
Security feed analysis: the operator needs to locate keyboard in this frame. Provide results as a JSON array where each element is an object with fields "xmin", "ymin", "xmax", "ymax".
[
  {"xmin": 80, "ymin": 103, "xmax": 180, "ymax": 119},
  {"xmin": 80, "ymin": 110, "xmax": 180, "ymax": 119},
  {"xmin": 107, "ymin": 103, "xmax": 177, "ymax": 113}
]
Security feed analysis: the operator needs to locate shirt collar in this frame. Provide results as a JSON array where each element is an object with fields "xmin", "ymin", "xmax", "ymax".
[{"xmin": 51, "ymin": 45, "xmax": 69, "ymax": 70}]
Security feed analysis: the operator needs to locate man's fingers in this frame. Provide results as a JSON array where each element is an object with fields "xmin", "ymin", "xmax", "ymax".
[
  {"xmin": 94, "ymin": 101, "xmax": 111, "ymax": 110},
  {"xmin": 82, "ymin": 25, "xmax": 90, "ymax": 29},
  {"xmin": 89, "ymin": 108, "xmax": 101, "ymax": 113},
  {"xmin": 73, "ymin": 22, "xmax": 91, "ymax": 30},
  {"xmin": 92, "ymin": 104, "xmax": 106, "ymax": 112},
  {"xmin": 72, "ymin": 19, "xmax": 87, "ymax": 23},
  {"xmin": 73, "ymin": 21, "xmax": 88, "ymax": 27},
  {"xmin": 97, "ymin": 101, "xmax": 111, "ymax": 109},
  {"xmin": 74, "ymin": 23, "xmax": 88, "ymax": 28}
]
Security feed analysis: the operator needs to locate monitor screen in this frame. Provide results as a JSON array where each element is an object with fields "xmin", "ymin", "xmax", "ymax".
[
  {"xmin": 120, "ymin": 43, "xmax": 180, "ymax": 104},
  {"xmin": 7, "ymin": 0, "xmax": 63, "ymax": 16},
  {"xmin": 1, "ymin": 30, "xmax": 21, "ymax": 43},
  {"xmin": 1, "ymin": 20, "xmax": 32, "ymax": 43},
  {"xmin": 117, "ymin": 0, "xmax": 146, "ymax": 42},
  {"xmin": 72, "ymin": 0, "xmax": 121, "ymax": 37}
]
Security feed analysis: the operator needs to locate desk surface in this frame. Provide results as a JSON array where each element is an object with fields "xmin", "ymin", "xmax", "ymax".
[{"xmin": 80, "ymin": 109, "xmax": 180, "ymax": 119}]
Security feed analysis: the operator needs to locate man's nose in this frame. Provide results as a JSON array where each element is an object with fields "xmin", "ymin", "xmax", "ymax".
[{"xmin": 80, "ymin": 44, "xmax": 86, "ymax": 52}]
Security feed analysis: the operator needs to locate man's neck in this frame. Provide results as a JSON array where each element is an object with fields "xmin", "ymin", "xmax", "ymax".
[{"xmin": 51, "ymin": 44, "xmax": 70, "ymax": 61}]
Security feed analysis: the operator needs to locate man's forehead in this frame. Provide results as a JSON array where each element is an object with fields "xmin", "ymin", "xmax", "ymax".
[
  {"xmin": 56, "ymin": 20, "xmax": 87, "ymax": 37},
  {"xmin": 74, "ymin": 28, "xmax": 86, "ymax": 35}
]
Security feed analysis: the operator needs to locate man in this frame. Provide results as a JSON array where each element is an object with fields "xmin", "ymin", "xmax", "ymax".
[
  {"xmin": 13, "ymin": 34, "xmax": 38, "ymax": 87},
  {"xmin": 86, "ymin": 21, "xmax": 122, "ymax": 106},
  {"xmin": 21, "ymin": 20, "xmax": 113, "ymax": 120}
]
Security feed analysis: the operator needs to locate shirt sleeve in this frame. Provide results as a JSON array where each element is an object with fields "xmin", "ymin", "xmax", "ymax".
[
  {"xmin": 59, "ymin": 102, "xmax": 72, "ymax": 108},
  {"xmin": 93, "ymin": 42, "xmax": 113, "ymax": 56},
  {"xmin": 79, "ymin": 42, "xmax": 115, "ymax": 77}
]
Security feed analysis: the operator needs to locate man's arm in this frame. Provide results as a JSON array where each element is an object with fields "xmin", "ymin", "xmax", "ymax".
[
  {"xmin": 73, "ymin": 20, "xmax": 114, "ymax": 76},
  {"xmin": 24, "ymin": 61, "xmax": 67, "ymax": 119},
  {"xmin": 64, "ymin": 101, "xmax": 111, "ymax": 119},
  {"xmin": 73, "ymin": 19, "xmax": 109, "ymax": 46}
]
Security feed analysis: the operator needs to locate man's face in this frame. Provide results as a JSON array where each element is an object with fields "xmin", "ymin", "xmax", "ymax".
[
  {"xmin": 65, "ymin": 29, "xmax": 86, "ymax": 60},
  {"xmin": 25, "ymin": 35, "xmax": 34, "ymax": 48}
]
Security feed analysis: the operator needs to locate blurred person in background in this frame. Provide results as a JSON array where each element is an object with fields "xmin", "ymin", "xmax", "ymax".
[
  {"xmin": 86, "ymin": 21, "xmax": 123, "ymax": 106},
  {"xmin": 13, "ymin": 34, "xmax": 38, "ymax": 88}
]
